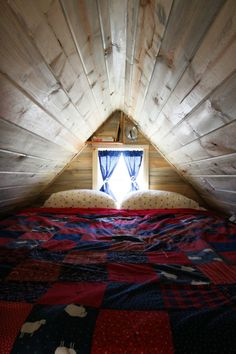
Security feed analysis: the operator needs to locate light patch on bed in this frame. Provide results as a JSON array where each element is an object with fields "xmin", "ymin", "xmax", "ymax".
[
  {"xmin": 191, "ymin": 280, "xmax": 210, "ymax": 285},
  {"xmin": 188, "ymin": 256, "xmax": 201, "ymax": 260},
  {"xmin": 161, "ymin": 271, "xmax": 177, "ymax": 279},
  {"xmin": 65, "ymin": 304, "xmax": 87, "ymax": 318},
  {"xmin": 180, "ymin": 265, "xmax": 195, "ymax": 272},
  {"xmin": 55, "ymin": 342, "xmax": 76, "ymax": 354}
]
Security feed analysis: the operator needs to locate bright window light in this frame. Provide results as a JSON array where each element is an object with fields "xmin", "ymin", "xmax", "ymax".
[{"xmin": 97, "ymin": 149, "xmax": 146, "ymax": 205}]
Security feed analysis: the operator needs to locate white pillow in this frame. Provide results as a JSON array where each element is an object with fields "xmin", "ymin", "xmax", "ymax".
[
  {"xmin": 120, "ymin": 190, "xmax": 200, "ymax": 210},
  {"xmin": 43, "ymin": 189, "xmax": 117, "ymax": 208}
]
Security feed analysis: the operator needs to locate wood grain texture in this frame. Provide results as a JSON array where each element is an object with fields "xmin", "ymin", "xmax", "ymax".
[
  {"xmin": 138, "ymin": 0, "xmax": 225, "ymax": 130},
  {"xmin": 8, "ymin": 0, "xmax": 94, "ymax": 141},
  {"xmin": 127, "ymin": 0, "xmax": 173, "ymax": 118},
  {"xmin": 97, "ymin": 0, "xmax": 127, "ymax": 109},
  {"xmin": 0, "ymin": 73, "xmax": 80, "ymax": 152},
  {"xmin": 61, "ymin": 0, "xmax": 113, "ymax": 119},
  {"xmin": 41, "ymin": 112, "xmax": 201, "ymax": 205},
  {"xmin": 158, "ymin": 71, "xmax": 236, "ymax": 154},
  {"xmin": 179, "ymin": 153, "xmax": 236, "ymax": 176},
  {"xmin": 0, "ymin": 0, "xmax": 235, "ymax": 215},
  {"xmin": 0, "ymin": 149, "xmax": 65, "ymax": 173}
]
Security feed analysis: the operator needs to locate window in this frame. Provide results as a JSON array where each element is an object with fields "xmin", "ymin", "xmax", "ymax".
[{"xmin": 93, "ymin": 145, "xmax": 149, "ymax": 204}]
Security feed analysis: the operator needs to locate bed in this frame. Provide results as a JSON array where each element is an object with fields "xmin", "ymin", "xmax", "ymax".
[{"xmin": 0, "ymin": 190, "xmax": 236, "ymax": 353}]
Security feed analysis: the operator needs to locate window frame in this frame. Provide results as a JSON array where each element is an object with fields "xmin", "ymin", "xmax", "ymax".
[{"xmin": 92, "ymin": 144, "xmax": 149, "ymax": 191}]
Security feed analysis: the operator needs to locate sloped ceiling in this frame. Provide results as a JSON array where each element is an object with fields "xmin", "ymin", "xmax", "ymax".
[
  {"xmin": 41, "ymin": 112, "xmax": 202, "ymax": 205},
  {"xmin": 0, "ymin": 0, "xmax": 236, "ymax": 214}
]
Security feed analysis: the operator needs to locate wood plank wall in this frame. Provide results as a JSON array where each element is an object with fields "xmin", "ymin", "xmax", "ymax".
[
  {"xmin": 0, "ymin": 0, "xmax": 235, "ymax": 215},
  {"xmin": 41, "ymin": 112, "xmax": 201, "ymax": 205},
  {"xmin": 0, "ymin": 0, "xmax": 108, "ymax": 213},
  {"xmin": 135, "ymin": 0, "xmax": 236, "ymax": 214}
]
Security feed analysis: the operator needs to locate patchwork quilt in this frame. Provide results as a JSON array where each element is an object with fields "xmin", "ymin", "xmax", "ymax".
[{"xmin": 0, "ymin": 207, "xmax": 236, "ymax": 354}]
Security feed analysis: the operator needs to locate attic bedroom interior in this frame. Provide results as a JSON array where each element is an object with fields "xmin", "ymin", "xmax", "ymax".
[{"xmin": 0, "ymin": 0, "xmax": 236, "ymax": 353}]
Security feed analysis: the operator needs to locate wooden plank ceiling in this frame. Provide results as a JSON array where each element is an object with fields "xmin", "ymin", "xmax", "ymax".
[
  {"xmin": 40, "ymin": 112, "xmax": 201, "ymax": 206},
  {"xmin": 0, "ymin": 0, "xmax": 235, "ymax": 214}
]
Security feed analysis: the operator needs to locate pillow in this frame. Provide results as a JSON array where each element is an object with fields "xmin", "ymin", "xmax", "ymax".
[
  {"xmin": 120, "ymin": 190, "xmax": 200, "ymax": 210},
  {"xmin": 43, "ymin": 189, "xmax": 117, "ymax": 209}
]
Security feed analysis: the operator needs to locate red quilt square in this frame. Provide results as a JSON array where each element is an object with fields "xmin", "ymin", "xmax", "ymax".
[
  {"xmin": 4, "ymin": 224, "xmax": 26, "ymax": 231},
  {"xmin": 38, "ymin": 282, "xmax": 107, "ymax": 307},
  {"xmin": 80, "ymin": 233, "xmax": 98, "ymax": 241},
  {"xmin": 7, "ymin": 260, "xmax": 60, "ymax": 282},
  {"xmin": 108, "ymin": 263, "xmax": 158, "ymax": 283},
  {"xmin": 20, "ymin": 232, "xmax": 53, "ymax": 241},
  {"xmin": 147, "ymin": 251, "xmax": 191, "ymax": 265},
  {"xmin": 197, "ymin": 262, "xmax": 236, "ymax": 284},
  {"xmin": 0, "ymin": 238, "xmax": 12, "ymax": 246},
  {"xmin": 41, "ymin": 239, "xmax": 77, "ymax": 251},
  {"xmin": 79, "ymin": 230, "xmax": 113, "ymax": 242},
  {"xmin": 179, "ymin": 239, "xmax": 209, "ymax": 252},
  {"xmin": 92, "ymin": 309, "xmax": 174, "ymax": 354},
  {"xmin": 220, "ymin": 252, "xmax": 236, "ymax": 264},
  {"xmin": 56, "ymin": 228, "xmax": 80, "ymax": 235},
  {"xmin": 161, "ymin": 284, "xmax": 230, "ymax": 309},
  {"xmin": 95, "ymin": 235, "xmax": 114, "ymax": 242},
  {"xmin": 0, "ymin": 301, "xmax": 32, "ymax": 354},
  {"xmin": 64, "ymin": 251, "xmax": 107, "ymax": 264},
  {"xmin": 109, "ymin": 241, "xmax": 145, "ymax": 251}
]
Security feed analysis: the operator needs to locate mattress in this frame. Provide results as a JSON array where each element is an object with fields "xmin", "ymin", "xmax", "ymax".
[{"xmin": 0, "ymin": 207, "xmax": 236, "ymax": 353}]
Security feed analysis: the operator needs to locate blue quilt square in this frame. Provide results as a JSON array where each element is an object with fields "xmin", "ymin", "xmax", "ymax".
[
  {"xmin": 102, "ymin": 282, "xmax": 164, "ymax": 310},
  {"xmin": 59, "ymin": 264, "xmax": 108, "ymax": 282},
  {"xmin": 170, "ymin": 307, "xmax": 236, "ymax": 354},
  {"xmin": 219, "ymin": 284, "xmax": 236, "ymax": 302},
  {"xmin": 186, "ymin": 249, "xmax": 223, "ymax": 264},
  {"xmin": 11, "ymin": 304, "xmax": 99, "ymax": 354},
  {"xmin": 30, "ymin": 224, "xmax": 59, "ymax": 233},
  {"xmin": 107, "ymin": 251, "xmax": 147, "ymax": 264},
  {"xmin": 53, "ymin": 233, "xmax": 82, "ymax": 242},
  {"xmin": 0, "ymin": 230, "xmax": 24, "ymax": 238},
  {"xmin": 0, "ymin": 263, "xmax": 14, "ymax": 280},
  {"xmin": 0, "ymin": 282, "xmax": 50, "ymax": 303},
  {"xmin": 30, "ymin": 248, "xmax": 66, "ymax": 262},
  {"xmin": 152, "ymin": 264, "xmax": 209, "ymax": 285},
  {"xmin": 7, "ymin": 239, "xmax": 42, "ymax": 249},
  {"xmin": 210, "ymin": 241, "xmax": 236, "ymax": 252},
  {"xmin": 75, "ymin": 241, "xmax": 111, "ymax": 251}
]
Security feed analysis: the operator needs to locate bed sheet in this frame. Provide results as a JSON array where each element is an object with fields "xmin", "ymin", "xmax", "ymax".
[{"xmin": 0, "ymin": 207, "xmax": 236, "ymax": 354}]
